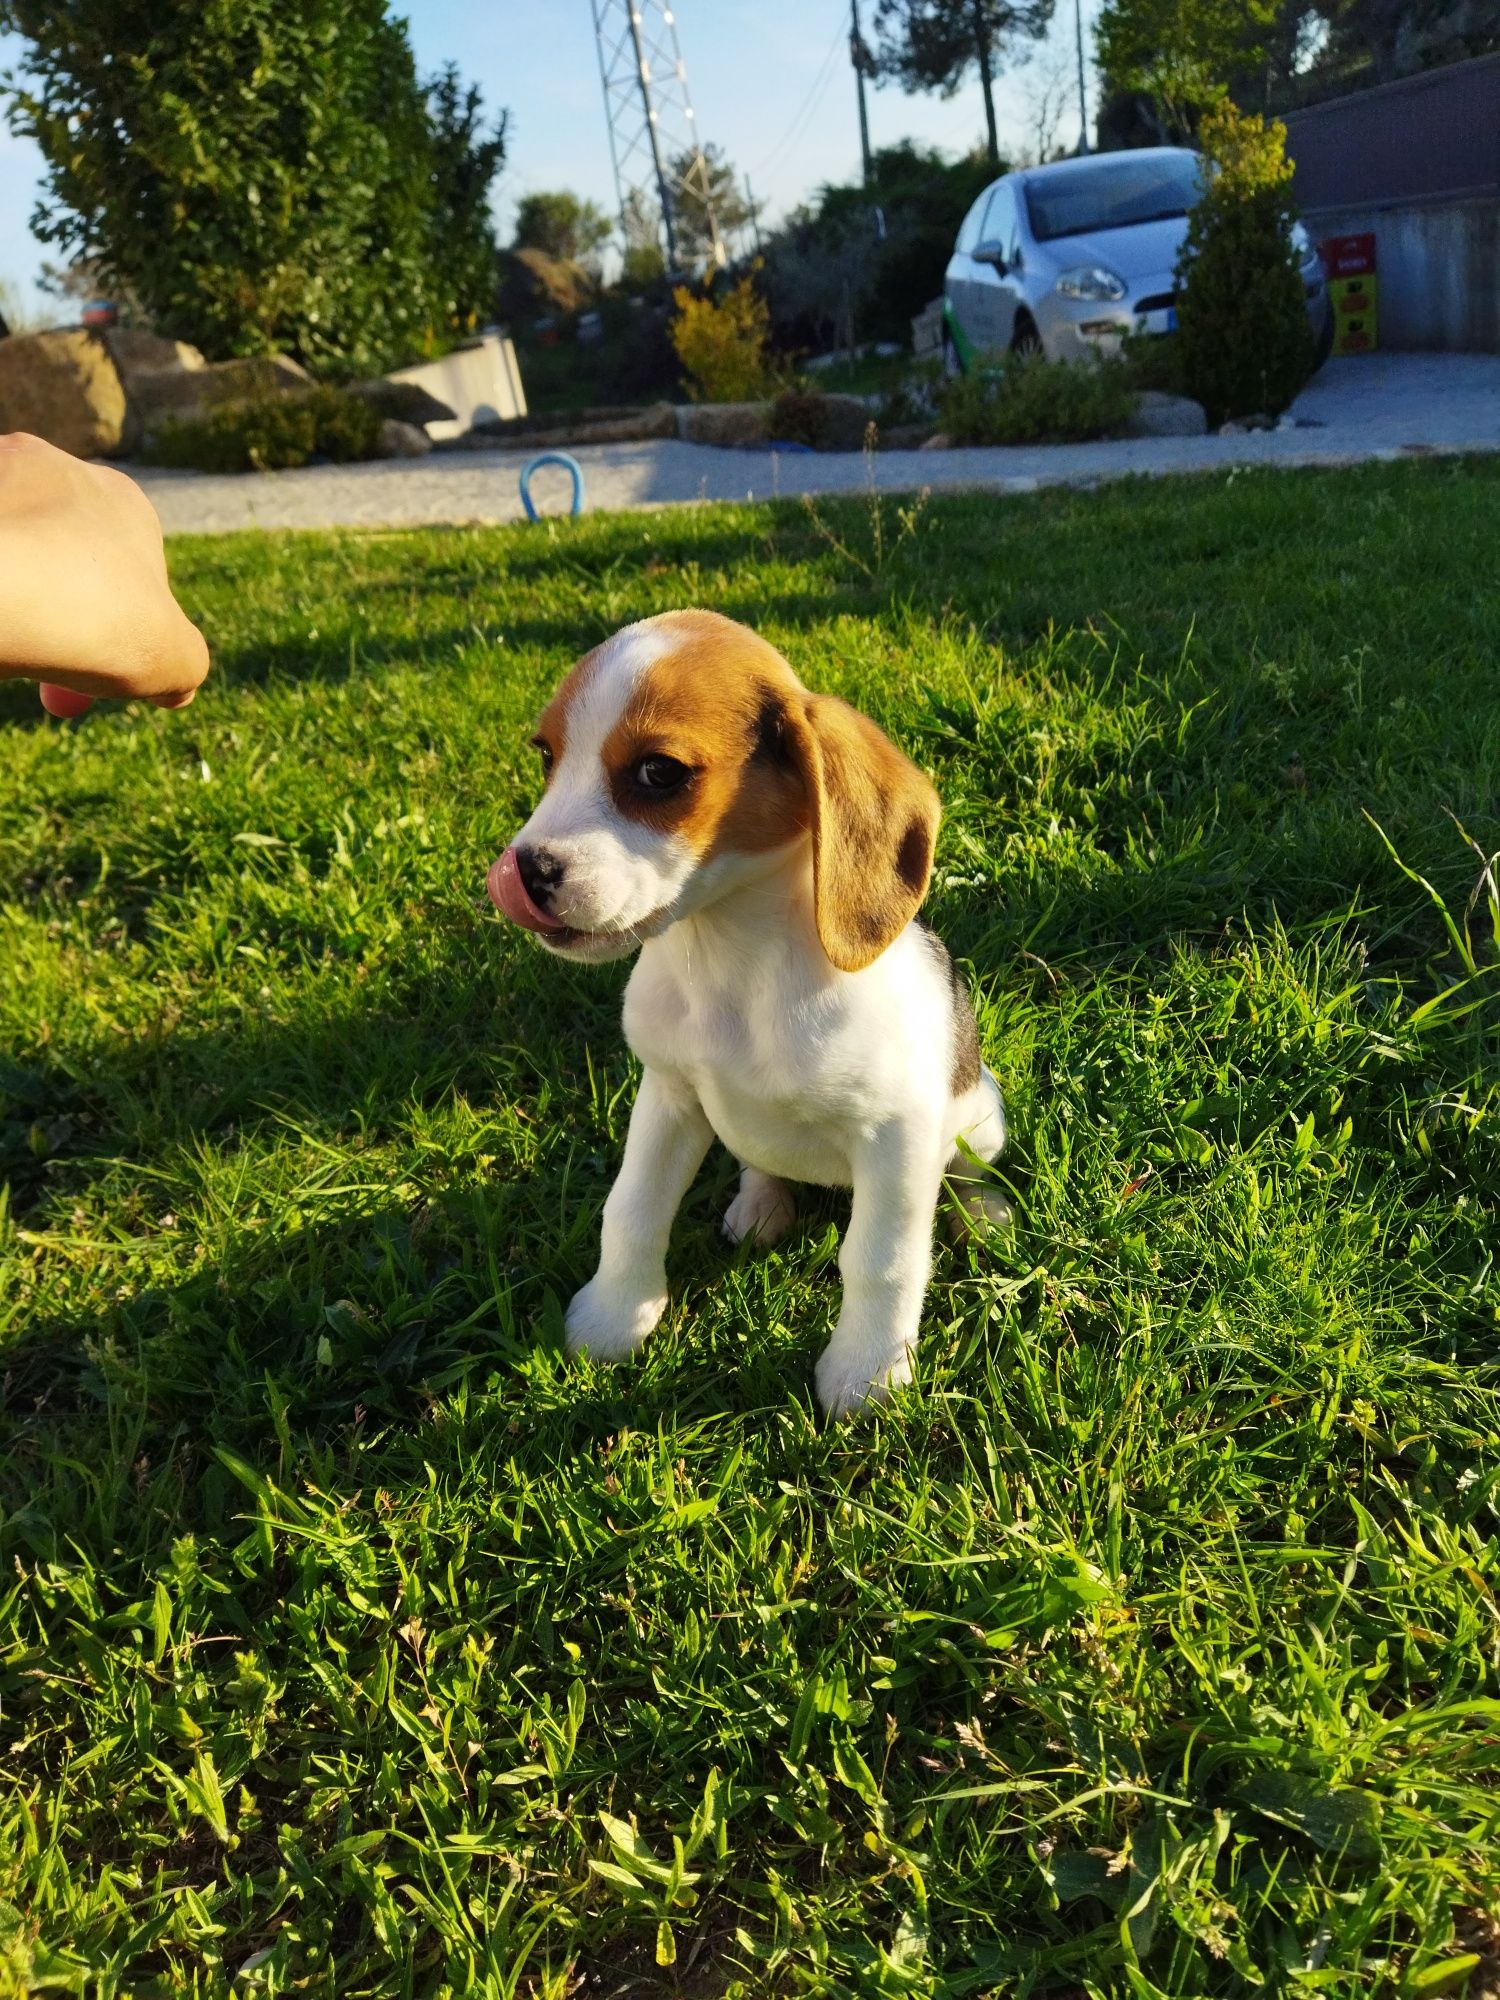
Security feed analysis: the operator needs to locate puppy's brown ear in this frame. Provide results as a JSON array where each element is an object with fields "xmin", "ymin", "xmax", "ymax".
[{"xmin": 782, "ymin": 694, "xmax": 940, "ymax": 972}]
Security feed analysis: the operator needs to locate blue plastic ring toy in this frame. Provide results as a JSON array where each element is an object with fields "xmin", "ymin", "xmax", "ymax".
[{"xmin": 519, "ymin": 451, "xmax": 584, "ymax": 521}]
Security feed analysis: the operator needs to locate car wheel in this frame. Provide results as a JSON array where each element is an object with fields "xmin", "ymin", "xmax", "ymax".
[{"xmin": 1011, "ymin": 315, "xmax": 1043, "ymax": 360}]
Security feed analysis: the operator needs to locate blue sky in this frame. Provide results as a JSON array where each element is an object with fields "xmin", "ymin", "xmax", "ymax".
[{"xmin": 0, "ymin": 1, "xmax": 1097, "ymax": 318}]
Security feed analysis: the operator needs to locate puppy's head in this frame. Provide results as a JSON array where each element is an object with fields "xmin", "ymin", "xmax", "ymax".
[{"xmin": 488, "ymin": 610, "xmax": 939, "ymax": 971}]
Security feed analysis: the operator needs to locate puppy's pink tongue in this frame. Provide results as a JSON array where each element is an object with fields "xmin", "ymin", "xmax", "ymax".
[{"xmin": 487, "ymin": 847, "xmax": 570, "ymax": 934}]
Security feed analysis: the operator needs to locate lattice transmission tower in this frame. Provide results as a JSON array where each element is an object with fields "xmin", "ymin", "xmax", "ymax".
[{"xmin": 591, "ymin": 0, "xmax": 724, "ymax": 271}]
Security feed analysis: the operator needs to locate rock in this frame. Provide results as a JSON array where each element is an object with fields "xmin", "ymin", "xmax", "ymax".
[
  {"xmin": 345, "ymin": 377, "xmax": 455, "ymax": 428},
  {"xmin": 103, "ymin": 327, "xmax": 206, "ymax": 381},
  {"xmin": 0, "ymin": 329, "xmax": 127, "ymax": 457},
  {"xmin": 1125, "ymin": 390, "xmax": 1208, "ymax": 438},
  {"xmin": 918, "ymin": 431, "xmax": 954, "ymax": 450},
  {"xmin": 1217, "ymin": 412, "xmax": 1275, "ymax": 435},
  {"xmin": 879, "ymin": 422, "xmax": 931, "ymax": 450},
  {"xmin": 127, "ymin": 353, "xmax": 313, "ymax": 447},
  {"xmin": 813, "ymin": 393, "xmax": 875, "ymax": 451},
  {"xmin": 374, "ymin": 418, "xmax": 432, "ymax": 458},
  {"xmin": 911, "ymin": 299, "xmax": 945, "ymax": 360},
  {"xmin": 674, "ymin": 400, "xmax": 771, "ymax": 447}
]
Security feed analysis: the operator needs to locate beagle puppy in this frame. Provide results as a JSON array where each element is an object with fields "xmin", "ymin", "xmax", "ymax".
[{"xmin": 487, "ymin": 609, "xmax": 1007, "ymax": 1415}]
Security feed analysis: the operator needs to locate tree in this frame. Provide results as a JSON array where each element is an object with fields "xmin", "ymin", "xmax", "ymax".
[
  {"xmin": 1095, "ymin": 0, "xmax": 1288, "ymax": 134},
  {"xmin": 869, "ymin": 0, "xmax": 1055, "ymax": 170},
  {"xmin": 0, "ymin": 0, "xmax": 506, "ymax": 378},
  {"xmin": 512, "ymin": 191, "xmax": 613, "ymax": 268},
  {"xmin": 668, "ymin": 144, "xmax": 758, "ymax": 266},
  {"xmin": 1174, "ymin": 100, "xmax": 1313, "ymax": 424},
  {"xmin": 424, "ymin": 65, "xmax": 509, "ymax": 338}
]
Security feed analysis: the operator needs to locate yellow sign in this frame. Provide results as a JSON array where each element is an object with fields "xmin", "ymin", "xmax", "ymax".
[{"xmin": 1328, "ymin": 274, "xmax": 1377, "ymax": 352}]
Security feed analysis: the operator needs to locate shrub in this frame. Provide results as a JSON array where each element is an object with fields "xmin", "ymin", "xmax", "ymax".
[
  {"xmin": 0, "ymin": 1, "xmax": 505, "ymax": 379},
  {"xmin": 940, "ymin": 353, "xmax": 1136, "ymax": 445},
  {"xmin": 1120, "ymin": 328, "xmax": 1187, "ymax": 397},
  {"xmin": 669, "ymin": 276, "xmax": 778, "ymax": 404},
  {"xmin": 1175, "ymin": 101, "xmax": 1314, "ymax": 427},
  {"xmin": 146, "ymin": 387, "xmax": 382, "ymax": 473},
  {"xmin": 304, "ymin": 385, "xmax": 383, "ymax": 463}
]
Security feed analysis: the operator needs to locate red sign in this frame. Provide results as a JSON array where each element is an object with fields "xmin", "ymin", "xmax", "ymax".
[{"xmin": 1318, "ymin": 232, "xmax": 1377, "ymax": 277}]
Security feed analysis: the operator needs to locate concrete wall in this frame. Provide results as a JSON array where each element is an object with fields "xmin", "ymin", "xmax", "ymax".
[
  {"xmin": 1306, "ymin": 199, "xmax": 1500, "ymax": 352},
  {"xmin": 388, "ymin": 331, "xmax": 527, "ymax": 439}
]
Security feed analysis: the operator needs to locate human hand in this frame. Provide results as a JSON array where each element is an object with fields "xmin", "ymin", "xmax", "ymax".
[{"xmin": 0, "ymin": 432, "xmax": 209, "ymax": 716}]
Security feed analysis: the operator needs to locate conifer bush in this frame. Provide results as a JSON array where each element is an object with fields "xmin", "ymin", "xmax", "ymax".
[{"xmin": 1175, "ymin": 102, "xmax": 1315, "ymax": 427}]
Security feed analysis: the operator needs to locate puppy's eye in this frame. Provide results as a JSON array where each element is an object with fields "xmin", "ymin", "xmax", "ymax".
[
  {"xmin": 634, "ymin": 755, "xmax": 692, "ymax": 792},
  {"xmin": 532, "ymin": 738, "xmax": 554, "ymax": 775}
]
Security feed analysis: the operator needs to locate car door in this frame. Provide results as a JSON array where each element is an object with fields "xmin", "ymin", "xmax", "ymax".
[
  {"xmin": 969, "ymin": 183, "xmax": 1022, "ymax": 354},
  {"xmin": 945, "ymin": 190, "xmax": 992, "ymax": 365}
]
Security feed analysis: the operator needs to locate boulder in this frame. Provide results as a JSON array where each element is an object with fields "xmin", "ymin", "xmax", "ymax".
[
  {"xmin": 813, "ymin": 393, "xmax": 875, "ymax": 451},
  {"xmin": 125, "ymin": 353, "xmax": 313, "ymax": 447},
  {"xmin": 374, "ymin": 418, "xmax": 432, "ymax": 459},
  {"xmin": 0, "ymin": 329, "xmax": 127, "ymax": 458},
  {"xmin": 674, "ymin": 400, "xmax": 770, "ymax": 446},
  {"xmin": 918, "ymin": 431, "xmax": 954, "ymax": 450},
  {"xmin": 1125, "ymin": 390, "xmax": 1208, "ymax": 438},
  {"xmin": 346, "ymin": 376, "xmax": 455, "ymax": 428},
  {"xmin": 103, "ymin": 327, "xmax": 206, "ymax": 382}
]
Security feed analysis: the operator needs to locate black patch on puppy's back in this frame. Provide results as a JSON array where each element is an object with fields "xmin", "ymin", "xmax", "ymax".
[{"xmin": 916, "ymin": 918, "xmax": 982, "ymax": 1096}]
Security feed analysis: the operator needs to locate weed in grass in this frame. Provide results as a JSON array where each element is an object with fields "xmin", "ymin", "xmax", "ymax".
[{"xmin": 1, "ymin": 462, "xmax": 1498, "ymax": 1996}]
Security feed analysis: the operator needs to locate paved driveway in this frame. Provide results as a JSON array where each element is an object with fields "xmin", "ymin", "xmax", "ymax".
[{"xmin": 135, "ymin": 353, "xmax": 1500, "ymax": 537}]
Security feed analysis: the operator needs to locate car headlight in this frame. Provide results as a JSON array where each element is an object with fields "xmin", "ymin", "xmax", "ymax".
[{"xmin": 1054, "ymin": 265, "xmax": 1126, "ymax": 302}]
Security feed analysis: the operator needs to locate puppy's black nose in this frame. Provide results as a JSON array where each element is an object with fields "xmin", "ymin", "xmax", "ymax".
[{"xmin": 516, "ymin": 843, "xmax": 564, "ymax": 909}]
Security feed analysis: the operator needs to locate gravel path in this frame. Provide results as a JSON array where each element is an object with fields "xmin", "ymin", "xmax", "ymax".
[{"xmin": 135, "ymin": 353, "xmax": 1500, "ymax": 537}]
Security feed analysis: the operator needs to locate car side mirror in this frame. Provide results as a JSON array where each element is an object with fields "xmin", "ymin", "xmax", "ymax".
[{"xmin": 972, "ymin": 239, "xmax": 1008, "ymax": 270}]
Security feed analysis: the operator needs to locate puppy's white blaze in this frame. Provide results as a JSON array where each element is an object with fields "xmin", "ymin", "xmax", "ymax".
[{"xmin": 516, "ymin": 620, "xmax": 695, "ymax": 941}]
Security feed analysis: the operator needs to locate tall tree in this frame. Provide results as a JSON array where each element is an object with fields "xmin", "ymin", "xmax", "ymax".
[
  {"xmin": 668, "ymin": 144, "xmax": 758, "ymax": 266},
  {"xmin": 512, "ymin": 191, "xmax": 613, "ymax": 268},
  {"xmin": 870, "ymin": 0, "xmax": 1055, "ymax": 170},
  {"xmin": 0, "ymin": 0, "xmax": 506, "ymax": 377}
]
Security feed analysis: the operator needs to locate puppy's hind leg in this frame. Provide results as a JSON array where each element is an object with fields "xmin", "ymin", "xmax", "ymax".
[
  {"xmin": 724, "ymin": 1164, "xmax": 797, "ymax": 1248},
  {"xmin": 945, "ymin": 1068, "xmax": 1013, "ymax": 1240}
]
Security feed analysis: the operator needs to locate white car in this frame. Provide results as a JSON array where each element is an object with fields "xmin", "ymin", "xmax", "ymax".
[{"xmin": 943, "ymin": 147, "xmax": 1333, "ymax": 369}]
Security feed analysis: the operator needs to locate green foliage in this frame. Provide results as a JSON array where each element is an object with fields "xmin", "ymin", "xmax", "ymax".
[
  {"xmin": 512, "ymin": 190, "xmax": 614, "ymax": 267},
  {"xmin": 2, "ymin": 461, "xmax": 1500, "ymax": 1992},
  {"xmin": 147, "ymin": 387, "xmax": 382, "ymax": 473},
  {"xmin": 871, "ymin": 0, "xmax": 1055, "ymax": 166},
  {"xmin": 0, "ymin": 0, "xmax": 505, "ymax": 378},
  {"xmin": 1095, "ymin": 0, "xmax": 1289, "ymax": 133},
  {"xmin": 669, "ymin": 275, "xmax": 779, "ymax": 403},
  {"xmin": 1175, "ymin": 100, "xmax": 1314, "ymax": 425},
  {"xmin": 762, "ymin": 141, "xmax": 997, "ymax": 350},
  {"xmin": 941, "ymin": 350, "xmax": 1136, "ymax": 442}
]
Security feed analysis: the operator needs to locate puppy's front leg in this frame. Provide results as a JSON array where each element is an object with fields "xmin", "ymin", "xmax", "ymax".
[
  {"xmin": 816, "ymin": 1119, "xmax": 944, "ymax": 1419},
  {"xmin": 565, "ymin": 1067, "xmax": 712, "ymax": 1363}
]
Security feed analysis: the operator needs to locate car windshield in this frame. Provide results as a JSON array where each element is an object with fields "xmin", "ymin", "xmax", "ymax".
[{"xmin": 1024, "ymin": 155, "xmax": 1204, "ymax": 242}]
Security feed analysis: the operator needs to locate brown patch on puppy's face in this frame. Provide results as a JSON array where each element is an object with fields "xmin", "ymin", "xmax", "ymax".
[{"xmin": 599, "ymin": 611, "xmax": 811, "ymax": 860}]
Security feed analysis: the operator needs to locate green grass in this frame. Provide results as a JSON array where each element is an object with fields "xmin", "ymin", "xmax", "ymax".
[{"xmin": 2, "ymin": 461, "xmax": 1499, "ymax": 1998}]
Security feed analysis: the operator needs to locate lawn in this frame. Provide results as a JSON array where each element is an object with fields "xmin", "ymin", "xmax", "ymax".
[{"xmin": 2, "ymin": 461, "xmax": 1498, "ymax": 1998}]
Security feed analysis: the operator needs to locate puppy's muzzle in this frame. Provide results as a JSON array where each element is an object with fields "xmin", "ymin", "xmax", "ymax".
[{"xmin": 488, "ymin": 844, "xmax": 571, "ymax": 936}]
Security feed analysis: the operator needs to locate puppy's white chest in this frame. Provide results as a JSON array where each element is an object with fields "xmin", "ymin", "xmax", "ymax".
[{"xmin": 623, "ymin": 950, "xmax": 855, "ymax": 1185}]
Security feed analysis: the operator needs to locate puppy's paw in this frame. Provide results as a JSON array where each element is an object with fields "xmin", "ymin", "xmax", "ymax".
[
  {"xmin": 723, "ymin": 1169, "xmax": 796, "ymax": 1248},
  {"xmin": 946, "ymin": 1183, "xmax": 1015, "ymax": 1245},
  {"xmin": 564, "ymin": 1274, "xmax": 666, "ymax": 1363},
  {"xmin": 815, "ymin": 1335, "xmax": 914, "ymax": 1420}
]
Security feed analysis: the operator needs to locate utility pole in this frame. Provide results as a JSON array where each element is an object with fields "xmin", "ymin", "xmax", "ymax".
[
  {"xmin": 851, "ymin": 0, "xmax": 874, "ymax": 186},
  {"xmin": 1073, "ymin": 0, "xmax": 1091, "ymax": 152}
]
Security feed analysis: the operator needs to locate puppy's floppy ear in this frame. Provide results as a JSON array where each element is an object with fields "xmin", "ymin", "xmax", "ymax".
[{"xmin": 781, "ymin": 694, "xmax": 940, "ymax": 972}]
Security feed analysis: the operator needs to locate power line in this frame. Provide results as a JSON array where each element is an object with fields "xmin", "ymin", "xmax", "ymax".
[{"xmin": 748, "ymin": 12, "xmax": 849, "ymax": 181}]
